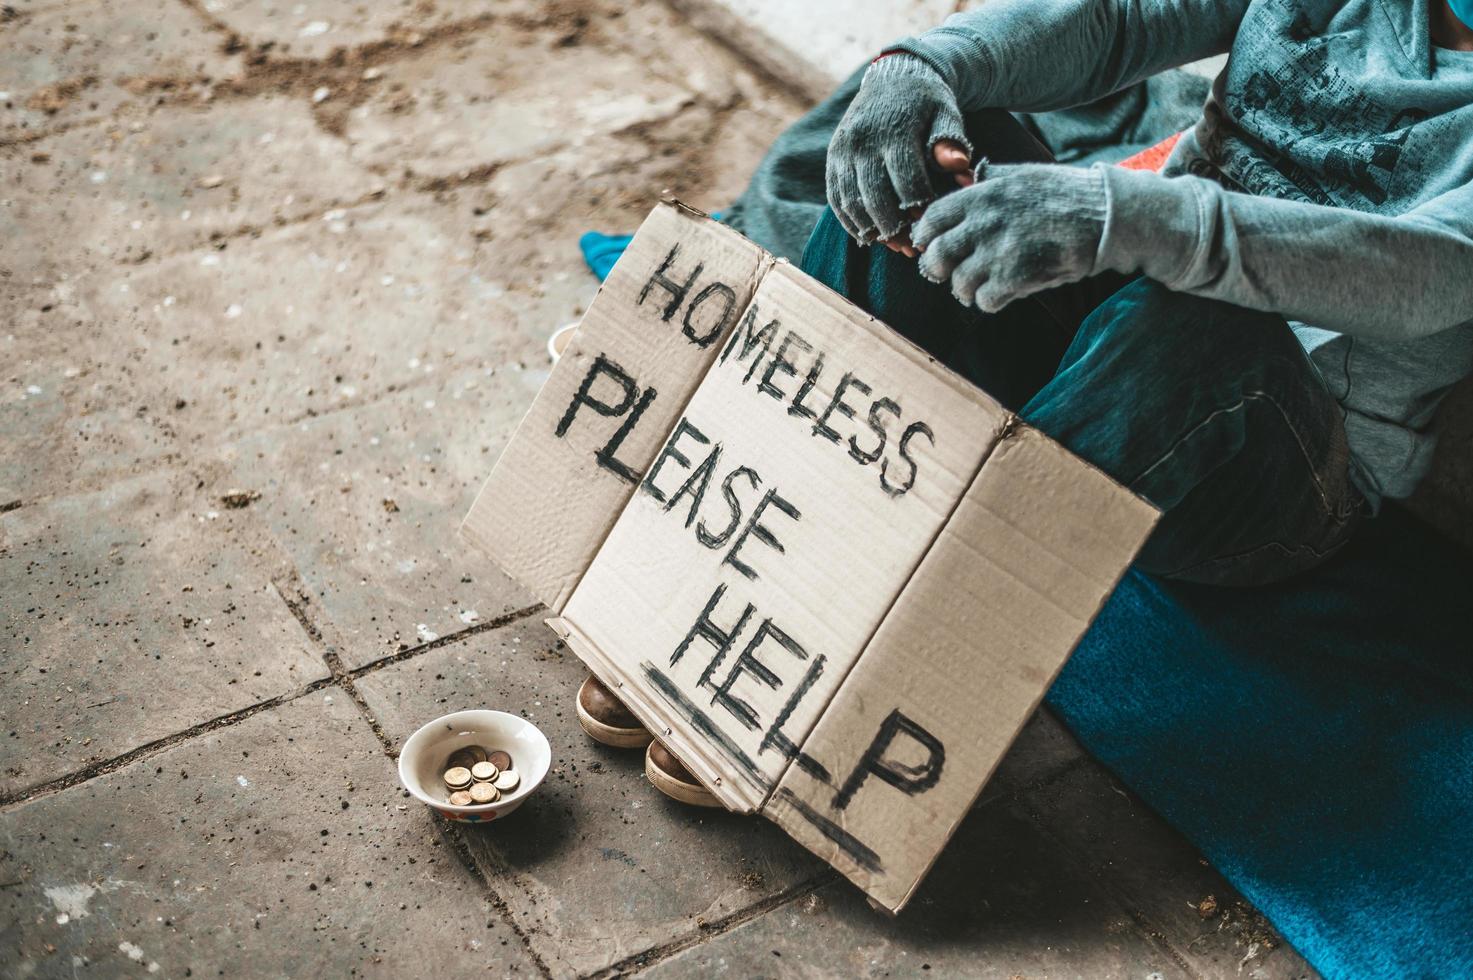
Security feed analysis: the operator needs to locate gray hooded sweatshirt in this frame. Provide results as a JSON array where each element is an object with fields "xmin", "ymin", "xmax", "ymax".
[{"xmin": 895, "ymin": 0, "xmax": 1473, "ymax": 504}]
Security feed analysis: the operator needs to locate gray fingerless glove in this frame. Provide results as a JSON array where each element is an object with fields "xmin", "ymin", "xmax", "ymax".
[
  {"xmin": 825, "ymin": 54, "xmax": 971, "ymax": 241},
  {"xmin": 912, "ymin": 162, "xmax": 1108, "ymax": 312}
]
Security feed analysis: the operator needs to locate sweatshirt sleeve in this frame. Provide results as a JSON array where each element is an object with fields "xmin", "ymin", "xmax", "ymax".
[
  {"xmin": 890, "ymin": 0, "xmax": 1249, "ymax": 112},
  {"xmin": 1097, "ymin": 165, "xmax": 1473, "ymax": 341}
]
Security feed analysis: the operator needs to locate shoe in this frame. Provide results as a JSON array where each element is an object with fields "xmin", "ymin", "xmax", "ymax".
[
  {"xmin": 576, "ymin": 674, "xmax": 653, "ymax": 749},
  {"xmin": 645, "ymin": 740, "xmax": 720, "ymax": 808}
]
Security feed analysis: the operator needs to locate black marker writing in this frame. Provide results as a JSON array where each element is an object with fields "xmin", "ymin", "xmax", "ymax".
[
  {"xmin": 671, "ymin": 585, "xmax": 822, "ymax": 748},
  {"xmin": 638, "ymin": 243, "xmax": 702, "ymax": 322},
  {"xmin": 641, "ymin": 417, "xmax": 799, "ymax": 581},
  {"xmin": 555, "ymin": 353, "xmax": 657, "ymax": 484},
  {"xmin": 710, "ymin": 618, "xmax": 808, "ymax": 732},
  {"xmin": 723, "ymin": 487, "xmax": 800, "ymax": 581},
  {"xmin": 715, "ymin": 317, "xmax": 937, "ymax": 498},
  {"xmin": 881, "ymin": 421, "xmax": 934, "ymax": 497},
  {"xmin": 833, "ymin": 709, "xmax": 945, "ymax": 810},
  {"xmin": 718, "ymin": 304, "xmax": 778, "ymax": 384},
  {"xmin": 682, "ymin": 282, "xmax": 738, "ymax": 348}
]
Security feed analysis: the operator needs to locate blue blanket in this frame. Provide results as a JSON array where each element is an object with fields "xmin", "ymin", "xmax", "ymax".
[{"xmin": 1050, "ymin": 507, "xmax": 1473, "ymax": 979}]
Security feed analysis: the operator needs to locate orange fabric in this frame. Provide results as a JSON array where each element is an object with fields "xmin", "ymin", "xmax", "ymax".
[{"xmin": 1117, "ymin": 131, "xmax": 1183, "ymax": 172}]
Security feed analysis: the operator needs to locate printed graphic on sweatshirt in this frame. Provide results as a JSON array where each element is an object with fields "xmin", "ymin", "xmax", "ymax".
[{"xmin": 1206, "ymin": 0, "xmax": 1438, "ymax": 213}]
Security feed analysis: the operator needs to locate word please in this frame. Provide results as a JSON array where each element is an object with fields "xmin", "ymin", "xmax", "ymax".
[{"xmin": 641, "ymin": 416, "xmax": 801, "ymax": 584}]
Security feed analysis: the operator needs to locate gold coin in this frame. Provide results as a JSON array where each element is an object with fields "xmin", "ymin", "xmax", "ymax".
[
  {"xmin": 487, "ymin": 750, "xmax": 512, "ymax": 771},
  {"xmin": 470, "ymin": 761, "xmax": 499, "ymax": 782},
  {"xmin": 492, "ymin": 769, "xmax": 519, "ymax": 793},
  {"xmin": 447, "ymin": 746, "xmax": 488, "ymax": 771},
  {"xmin": 443, "ymin": 766, "xmax": 473, "ymax": 790},
  {"xmin": 468, "ymin": 782, "xmax": 499, "ymax": 804},
  {"xmin": 448, "ymin": 790, "xmax": 474, "ymax": 806}
]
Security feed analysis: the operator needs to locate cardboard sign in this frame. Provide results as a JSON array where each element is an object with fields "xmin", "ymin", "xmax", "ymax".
[
  {"xmin": 462, "ymin": 201, "xmax": 1158, "ymax": 912},
  {"xmin": 462, "ymin": 201, "xmax": 772, "ymax": 613}
]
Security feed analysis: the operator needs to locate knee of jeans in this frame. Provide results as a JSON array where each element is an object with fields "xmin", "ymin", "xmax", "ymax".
[
  {"xmin": 1074, "ymin": 279, "xmax": 1289, "ymax": 373},
  {"xmin": 798, "ymin": 208, "xmax": 853, "ymax": 288},
  {"xmin": 1131, "ymin": 517, "xmax": 1226, "ymax": 584}
]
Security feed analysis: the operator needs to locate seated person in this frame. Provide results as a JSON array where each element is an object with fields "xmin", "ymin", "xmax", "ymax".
[
  {"xmin": 815, "ymin": 0, "xmax": 1472, "ymax": 586},
  {"xmin": 587, "ymin": 0, "xmax": 1473, "ymax": 803}
]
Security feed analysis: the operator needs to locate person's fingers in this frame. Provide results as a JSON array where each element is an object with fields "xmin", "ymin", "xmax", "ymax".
[
  {"xmin": 826, "ymin": 158, "xmax": 868, "ymax": 241},
  {"xmin": 910, "ymin": 192, "xmax": 970, "ymax": 250},
  {"xmin": 885, "ymin": 144, "xmax": 934, "ymax": 211},
  {"xmin": 885, "ymin": 225, "xmax": 920, "ymax": 257},
  {"xmin": 856, "ymin": 153, "xmax": 904, "ymax": 239},
  {"xmin": 915, "ymin": 225, "xmax": 974, "ymax": 283},
  {"xmin": 947, "ymin": 251, "xmax": 994, "ymax": 307},
  {"xmin": 926, "ymin": 106, "xmax": 972, "ymax": 168},
  {"xmin": 954, "ymin": 171, "xmax": 975, "ymax": 187},
  {"xmin": 932, "ymin": 139, "xmax": 972, "ymax": 174},
  {"xmin": 823, "ymin": 157, "xmax": 853, "ymax": 237},
  {"xmin": 881, "ymin": 224, "xmax": 917, "ymax": 255},
  {"xmin": 973, "ymin": 281, "xmax": 1017, "ymax": 313}
]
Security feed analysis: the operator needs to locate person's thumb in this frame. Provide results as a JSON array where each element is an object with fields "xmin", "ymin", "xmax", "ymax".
[
  {"xmin": 926, "ymin": 104, "xmax": 971, "ymax": 174},
  {"xmin": 932, "ymin": 139, "xmax": 971, "ymax": 174}
]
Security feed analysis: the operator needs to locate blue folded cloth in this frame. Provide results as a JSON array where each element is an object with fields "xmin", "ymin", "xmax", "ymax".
[
  {"xmin": 578, "ymin": 231, "xmax": 633, "ymax": 282},
  {"xmin": 1050, "ymin": 506, "xmax": 1473, "ymax": 980},
  {"xmin": 580, "ymin": 214, "xmax": 722, "ymax": 282}
]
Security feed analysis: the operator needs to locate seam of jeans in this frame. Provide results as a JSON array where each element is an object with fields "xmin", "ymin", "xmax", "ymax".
[
  {"xmin": 1128, "ymin": 387, "xmax": 1345, "ymax": 522},
  {"xmin": 1160, "ymin": 520, "xmax": 1358, "ymax": 581}
]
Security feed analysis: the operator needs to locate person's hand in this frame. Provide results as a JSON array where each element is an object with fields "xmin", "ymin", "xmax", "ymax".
[
  {"xmin": 826, "ymin": 54, "xmax": 970, "ymax": 244},
  {"xmin": 912, "ymin": 162, "xmax": 1108, "ymax": 312},
  {"xmin": 881, "ymin": 141, "xmax": 972, "ymax": 258}
]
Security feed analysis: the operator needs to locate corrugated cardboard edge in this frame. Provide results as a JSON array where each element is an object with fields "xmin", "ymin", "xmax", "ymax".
[
  {"xmin": 765, "ymin": 421, "xmax": 1160, "ymax": 912},
  {"xmin": 891, "ymin": 430, "xmax": 1159, "ymax": 911}
]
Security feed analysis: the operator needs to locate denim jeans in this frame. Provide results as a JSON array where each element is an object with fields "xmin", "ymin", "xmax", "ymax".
[{"xmin": 799, "ymin": 110, "xmax": 1365, "ymax": 587}]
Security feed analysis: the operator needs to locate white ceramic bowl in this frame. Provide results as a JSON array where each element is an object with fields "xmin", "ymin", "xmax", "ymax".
[
  {"xmin": 398, "ymin": 710, "xmax": 551, "ymax": 823},
  {"xmin": 546, "ymin": 322, "xmax": 577, "ymax": 362}
]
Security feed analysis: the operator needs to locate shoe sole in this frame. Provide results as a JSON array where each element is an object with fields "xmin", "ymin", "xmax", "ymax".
[
  {"xmin": 645, "ymin": 742, "xmax": 721, "ymax": 808},
  {"xmin": 575, "ymin": 681, "xmax": 653, "ymax": 749}
]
